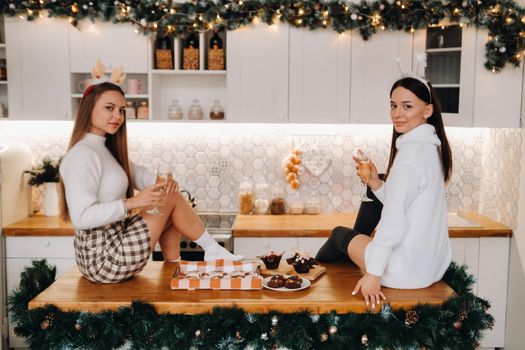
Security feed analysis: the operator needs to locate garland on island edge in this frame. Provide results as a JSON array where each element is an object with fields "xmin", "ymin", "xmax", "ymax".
[
  {"xmin": 0, "ymin": 0, "xmax": 524, "ymax": 72},
  {"xmin": 8, "ymin": 260, "xmax": 494, "ymax": 350}
]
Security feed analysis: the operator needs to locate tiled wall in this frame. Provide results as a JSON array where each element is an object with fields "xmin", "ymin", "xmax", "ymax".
[{"xmin": 0, "ymin": 121, "xmax": 520, "ymax": 227}]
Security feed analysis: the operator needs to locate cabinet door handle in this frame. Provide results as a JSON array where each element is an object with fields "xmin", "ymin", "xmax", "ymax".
[{"xmin": 43, "ymin": 240, "xmax": 51, "ymax": 247}]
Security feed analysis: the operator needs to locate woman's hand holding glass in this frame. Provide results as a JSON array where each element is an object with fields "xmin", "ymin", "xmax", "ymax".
[
  {"xmin": 352, "ymin": 149, "xmax": 379, "ymax": 202},
  {"xmin": 146, "ymin": 163, "xmax": 176, "ymax": 215}
]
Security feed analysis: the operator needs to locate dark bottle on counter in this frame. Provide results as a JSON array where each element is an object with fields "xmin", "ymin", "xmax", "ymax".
[{"xmin": 209, "ymin": 32, "xmax": 223, "ymax": 49}]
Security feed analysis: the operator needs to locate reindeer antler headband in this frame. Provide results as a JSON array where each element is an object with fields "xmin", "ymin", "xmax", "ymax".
[
  {"xmin": 395, "ymin": 53, "xmax": 432, "ymax": 103},
  {"xmin": 83, "ymin": 59, "xmax": 127, "ymax": 97}
]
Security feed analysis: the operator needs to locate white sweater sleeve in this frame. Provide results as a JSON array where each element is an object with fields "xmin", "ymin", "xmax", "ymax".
[
  {"xmin": 365, "ymin": 162, "xmax": 421, "ymax": 276},
  {"xmin": 372, "ymin": 180, "xmax": 386, "ymax": 203},
  {"xmin": 60, "ymin": 147, "xmax": 127, "ymax": 229},
  {"xmin": 131, "ymin": 162, "xmax": 155, "ymax": 190}
]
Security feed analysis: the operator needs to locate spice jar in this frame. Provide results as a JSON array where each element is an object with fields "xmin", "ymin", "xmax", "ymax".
[
  {"xmin": 238, "ymin": 178, "xmax": 254, "ymax": 215},
  {"xmin": 125, "ymin": 101, "xmax": 136, "ymax": 119},
  {"xmin": 137, "ymin": 101, "xmax": 149, "ymax": 119},
  {"xmin": 304, "ymin": 191, "xmax": 321, "ymax": 215},
  {"xmin": 270, "ymin": 183, "xmax": 286, "ymax": 215},
  {"xmin": 209, "ymin": 100, "xmax": 225, "ymax": 120},
  {"xmin": 168, "ymin": 99, "xmax": 183, "ymax": 120},
  {"xmin": 254, "ymin": 182, "xmax": 269, "ymax": 215},
  {"xmin": 188, "ymin": 99, "xmax": 203, "ymax": 120}
]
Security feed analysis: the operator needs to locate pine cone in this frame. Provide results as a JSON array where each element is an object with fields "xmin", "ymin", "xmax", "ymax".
[{"xmin": 405, "ymin": 310, "xmax": 419, "ymax": 326}]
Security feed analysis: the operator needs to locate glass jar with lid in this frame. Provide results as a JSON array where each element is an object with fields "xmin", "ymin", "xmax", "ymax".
[
  {"xmin": 288, "ymin": 193, "xmax": 304, "ymax": 215},
  {"xmin": 209, "ymin": 100, "xmax": 225, "ymax": 120},
  {"xmin": 136, "ymin": 101, "xmax": 149, "ymax": 119},
  {"xmin": 167, "ymin": 99, "xmax": 183, "ymax": 120},
  {"xmin": 270, "ymin": 182, "xmax": 286, "ymax": 215},
  {"xmin": 238, "ymin": 178, "xmax": 254, "ymax": 215},
  {"xmin": 304, "ymin": 191, "xmax": 321, "ymax": 215},
  {"xmin": 125, "ymin": 101, "xmax": 136, "ymax": 119},
  {"xmin": 187, "ymin": 99, "xmax": 203, "ymax": 120},
  {"xmin": 254, "ymin": 182, "xmax": 269, "ymax": 215}
]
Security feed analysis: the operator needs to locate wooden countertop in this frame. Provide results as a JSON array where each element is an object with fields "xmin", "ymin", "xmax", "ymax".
[
  {"xmin": 29, "ymin": 261, "xmax": 455, "ymax": 314},
  {"xmin": 232, "ymin": 212, "xmax": 512, "ymax": 238},
  {"xmin": 4, "ymin": 212, "xmax": 511, "ymax": 238}
]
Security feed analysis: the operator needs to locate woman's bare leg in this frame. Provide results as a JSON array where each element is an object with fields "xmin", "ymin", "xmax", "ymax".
[
  {"xmin": 347, "ymin": 234, "xmax": 372, "ymax": 269},
  {"xmin": 158, "ymin": 222, "xmax": 181, "ymax": 261}
]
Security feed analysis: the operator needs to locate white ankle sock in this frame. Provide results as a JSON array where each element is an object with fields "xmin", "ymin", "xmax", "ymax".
[
  {"xmin": 194, "ymin": 230, "xmax": 244, "ymax": 261},
  {"xmin": 167, "ymin": 257, "xmax": 181, "ymax": 263}
]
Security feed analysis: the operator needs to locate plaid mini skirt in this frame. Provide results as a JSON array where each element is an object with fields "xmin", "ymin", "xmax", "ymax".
[{"xmin": 74, "ymin": 215, "xmax": 151, "ymax": 283}]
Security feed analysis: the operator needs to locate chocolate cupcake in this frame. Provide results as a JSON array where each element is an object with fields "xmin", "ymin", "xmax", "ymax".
[
  {"xmin": 286, "ymin": 249, "xmax": 317, "ymax": 274},
  {"xmin": 259, "ymin": 251, "xmax": 283, "ymax": 270},
  {"xmin": 284, "ymin": 275, "xmax": 303, "ymax": 289},
  {"xmin": 267, "ymin": 274, "xmax": 285, "ymax": 288}
]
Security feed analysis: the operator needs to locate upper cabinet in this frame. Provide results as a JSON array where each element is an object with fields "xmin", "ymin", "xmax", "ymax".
[
  {"xmin": 5, "ymin": 17, "xmax": 70, "ymax": 120},
  {"xmin": 288, "ymin": 28, "xmax": 351, "ymax": 123},
  {"xmin": 414, "ymin": 25, "xmax": 476, "ymax": 127},
  {"xmin": 472, "ymin": 29, "xmax": 523, "ymax": 128},
  {"xmin": 227, "ymin": 21, "xmax": 289, "ymax": 123},
  {"xmin": 68, "ymin": 22, "xmax": 149, "ymax": 73},
  {"xmin": 0, "ymin": 16, "xmax": 8, "ymax": 119},
  {"xmin": 350, "ymin": 31, "xmax": 413, "ymax": 124}
]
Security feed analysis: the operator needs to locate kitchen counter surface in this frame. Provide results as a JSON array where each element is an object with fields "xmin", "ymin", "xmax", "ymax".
[
  {"xmin": 28, "ymin": 261, "xmax": 454, "ymax": 314},
  {"xmin": 3, "ymin": 212, "xmax": 512, "ymax": 238}
]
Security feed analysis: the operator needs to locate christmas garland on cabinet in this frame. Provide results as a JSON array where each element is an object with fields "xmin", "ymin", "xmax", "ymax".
[
  {"xmin": 8, "ymin": 260, "xmax": 494, "ymax": 350},
  {"xmin": 0, "ymin": 0, "xmax": 524, "ymax": 72}
]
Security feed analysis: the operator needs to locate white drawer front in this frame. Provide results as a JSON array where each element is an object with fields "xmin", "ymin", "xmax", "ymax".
[{"xmin": 6, "ymin": 236, "xmax": 75, "ymax": 258}]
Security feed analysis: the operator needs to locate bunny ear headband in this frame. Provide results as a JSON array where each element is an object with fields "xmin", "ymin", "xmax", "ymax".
[
  {"xmin": 394, "ymin": 53, "xmax": 432, "ymax": 103},
  {"xmin": 83, "ymin": 59, "xmax": 127, "ymax": 97}
]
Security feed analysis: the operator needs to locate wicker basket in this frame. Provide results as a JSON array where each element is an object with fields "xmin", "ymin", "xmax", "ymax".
[
  {"xmin": 183, "ymin": 47, "xmax": 199, "ymax": 70},
  {"xmin": 156, "ymin": 49, "xmax": 173, "ymax": 70},
  {"xmin": 208, "ymin": 48, "xmax": 224, "ymax": 70}
]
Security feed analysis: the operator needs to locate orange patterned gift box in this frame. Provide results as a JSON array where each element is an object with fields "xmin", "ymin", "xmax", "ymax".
[{"xmin": 171, "ymin": 259, "xmax": 263, "ymax": 290}]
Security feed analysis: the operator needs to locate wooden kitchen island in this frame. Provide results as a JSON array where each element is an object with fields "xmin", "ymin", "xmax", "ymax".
[{"xmin": 28, "ymin": 261, "xmax": 455, "ymax": 314}]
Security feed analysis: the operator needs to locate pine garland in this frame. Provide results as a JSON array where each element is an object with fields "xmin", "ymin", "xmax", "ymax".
[
  {"xmin": 0, "ymin": 0, "xmax": 524, "ymax": 72},
  {"xmin": 8, "ymin": 260, "xmax": 494, "ymax": 350}
]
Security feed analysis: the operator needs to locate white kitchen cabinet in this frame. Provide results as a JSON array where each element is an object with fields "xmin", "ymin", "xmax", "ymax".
[
  {"xmin": 226, "ymin": 21, "xmax": 289, "ymax": 123},
  {"xmin": 234, "ymin": 237, "xmax": 298, "ymax": 258},
  {"xmin": 413, "ymin": 25, "xmax": 476, "ymax": 127},
  {"xmin": 0, "ymin": 16, "xmax": 8, "ymax": 119},
  {"xmin": 5, "ymin": 17, "xmax": 71, "ymax": 120},
  {"xmin": 288, "ymin": 28, "xmax": 351, "ymax": 123},
  {"xmin": 5, "ymin": 236, "xmax": 76, "ymax": 349},
  {"xmin": 69, "ymin": 21, "xmax": 149, "ymax": 73},
  {"xmin": 472, "ymin": 30, "xmax": 523, "ymax": 128},
  {"xmin": 350, "ymin": 31, "xmax": 413, "ymax": 124}
]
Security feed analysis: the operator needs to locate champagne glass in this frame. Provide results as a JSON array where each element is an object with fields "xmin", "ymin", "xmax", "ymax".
[
  {"xmin": 356, "ymin": 149, "xmax": 373, "ymax": 202},
  {"xmin": 146, "ymin": 163, "xmax": 172, "ymax": 215}
]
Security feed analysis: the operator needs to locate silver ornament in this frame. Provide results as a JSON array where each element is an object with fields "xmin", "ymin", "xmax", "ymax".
[
  {"xmin": 271, "ymin": 315, "xmax": 278, "ymax": 326},
  {"xmin": 328, "ymin": 325, "xmax": 338, "ymax": 334},
  {"xmin": 195, "ymin": 329, "xmax": 201, "ymax": 337},
  {"xmin": 310, "ymin": 315, "xmax": 320, "ymax": 323},
  {"xmin": 351, "ymin": 13, "xmax": 358, "ymax": 20},
  {"xmin": 499, "ymin": 47, "xmax": 506, "ymax": 53},
  {"xmin": 261, "ymin": 332, "xmax": 269, "ymax": 340},
  {"xmin": 361, "ymin": 334, "xmax": 369, "ymax": 346},
  {"xmin": 320, "ymin": 332, "xmax": 328, "ymax": 341},
  {"xmin": 9, "ymin": 4, "xmax": 15, "ymax": 9}
]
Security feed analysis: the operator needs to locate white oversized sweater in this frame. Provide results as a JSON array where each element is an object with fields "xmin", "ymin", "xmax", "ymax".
[
  {"xmin": 60, "ymin": 133, "xmax": 155, "ymax": 230},
  {"xmin": 365, "ymin": 124, "xmax": 451, "ymax": 289}
]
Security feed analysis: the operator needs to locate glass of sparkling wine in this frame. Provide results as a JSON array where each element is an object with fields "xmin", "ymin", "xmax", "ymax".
[
  {"xmin": 356, "ymin": 149, "xmax": 373, "ymax": 202},
  {"xmin": 146, "ymin": 163, "xmax": 172, "ymax": 215}
]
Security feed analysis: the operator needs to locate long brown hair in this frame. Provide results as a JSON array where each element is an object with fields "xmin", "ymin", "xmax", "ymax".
[
  {"xmin": 385, "ymin": 77, "xmax": 453, "ymax": 182},
  {"xmin": 60, "ymin": 82, "xmax": 133, "ymax": 222}
]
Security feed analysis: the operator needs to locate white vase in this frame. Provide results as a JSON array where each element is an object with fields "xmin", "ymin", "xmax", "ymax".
[{"xmin": 42, "ymin": 182, "xmax": 59, "ymax": 216}]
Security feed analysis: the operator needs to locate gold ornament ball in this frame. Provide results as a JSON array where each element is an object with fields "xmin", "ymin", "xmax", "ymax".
[
  {"xmin": 75, "ymin": 323, "xmax": 81, "ymax": 331},
  {"xmin": 328, "ymin": 325, "xmax": 338, "ymax": 334},
  {"xmin": 320, "ymin": 332, "xmax": 328, "ymax": 342},
  {"xmin": 361, "ymin": 334, "xmax": 369, "ymax": 346},
  {"xmin": 40, "ymin": 319, "xmax": 50, "ymax": 330},
  {"xmin": 453, "ymin": 321, "xmax": 463, "ymax": 330},
  {"xmin": 235, "ymin": 331, "xmax": 243, "ymax": 340},
  {"xmin": 195, "ymin": 329, "xmax": 201, "ymax": 337}
]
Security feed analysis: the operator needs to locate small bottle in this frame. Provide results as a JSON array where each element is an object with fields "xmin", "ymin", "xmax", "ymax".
[
  {"xmin": 136, "ymin": 101, "xmax": 149, "ymax": 119},
  {"xmin": 167, "ymin": 99, "xmax": 183, "ymax": 120},
  {"xmin": 239, "ymin": 178, "xmax": 254, "ymax": 215},
  {"xmin": 270, "ymin": 183, "xmax": 286, "ymax": 215},
  {"xmin": 209, "ymin": 32, "xmax": 223, "ymax": 49},
  {"xmin": 188, "ymin": 99, "xmax": 203, "ymax": 120},
  {"xmin": 254, "ymin": 182, "xmax": 269, "ymax": 215},
  {"xmin": 304, "ymin": 191, "xmax": 321, "ymax": 215},
  {"xmin": 125, "ymin": 101, "xmax": 136, "ymax": 119},
  {"xmin": 209, "ymin": 100, "xmax": 225, "ymax": 120}
]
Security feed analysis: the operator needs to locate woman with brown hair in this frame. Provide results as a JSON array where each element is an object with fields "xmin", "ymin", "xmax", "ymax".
[
  {"xmin": 60, "ymin": 82, "xmax": 242, "ymax": 283},
  {"xmin": 316, "ymin": 76, "xmax": 453, "ymax": 309}
]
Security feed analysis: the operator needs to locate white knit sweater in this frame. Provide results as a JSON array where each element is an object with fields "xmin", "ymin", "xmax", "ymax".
[
  {"xmin": 60, "ymin": 133, "xmax": 155, "ymax": 230},
  {"xmin": 365, "ymin": 124, "xmax": 452, "ymax": 289}
]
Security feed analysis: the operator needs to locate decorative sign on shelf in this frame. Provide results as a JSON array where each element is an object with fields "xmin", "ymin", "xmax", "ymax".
[{"xmin": 2, "ymin": 0, "xmax": 524, "ymax": 72}]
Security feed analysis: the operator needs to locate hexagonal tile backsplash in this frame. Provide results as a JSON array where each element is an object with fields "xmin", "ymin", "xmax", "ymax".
[{"xmin": 0, "ymin": 121, "xmax": 520, "ymax": 228}]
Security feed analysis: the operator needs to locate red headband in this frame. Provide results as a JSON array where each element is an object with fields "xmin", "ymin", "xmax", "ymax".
[{"xmin": 82, "ymin": 84, "xmax": 95, "ymax": 98}]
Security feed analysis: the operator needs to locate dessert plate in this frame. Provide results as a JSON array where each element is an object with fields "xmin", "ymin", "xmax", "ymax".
[{"xmin": 262, "ymin": 276, "xmax": 311, "ymax": 292}]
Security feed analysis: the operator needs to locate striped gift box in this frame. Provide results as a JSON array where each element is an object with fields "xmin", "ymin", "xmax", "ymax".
[{"xmin": 170, "ymin": 259, "xmax": 263, "ymax": 290}]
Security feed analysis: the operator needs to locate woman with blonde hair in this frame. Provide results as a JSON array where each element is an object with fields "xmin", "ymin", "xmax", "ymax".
[{"xmin": 60, "ymin": 82, "xmax": 242, "ymax": 283}]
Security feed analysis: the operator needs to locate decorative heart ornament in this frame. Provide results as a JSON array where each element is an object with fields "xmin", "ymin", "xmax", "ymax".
[{"xmin": 301, "ymin": 144, "xmax": 331, "ymax": 177}]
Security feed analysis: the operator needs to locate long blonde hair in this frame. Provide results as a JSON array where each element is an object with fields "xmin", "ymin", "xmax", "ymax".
[{"xmin": 60, "ymin": 83, "xmax": 133, "ymax": 222}]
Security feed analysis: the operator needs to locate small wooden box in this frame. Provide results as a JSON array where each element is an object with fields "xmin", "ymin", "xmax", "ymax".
[
  {"xmin": 183, "ymin": 47, "xmax": 199, "ymax": 70},
  {"xmin": 156, "ymin": 49, "xmax": 173, "ymax": 69},
  {"xmin": 208, "ymin": 48, "xmax": 224, "ymax": 70}
]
